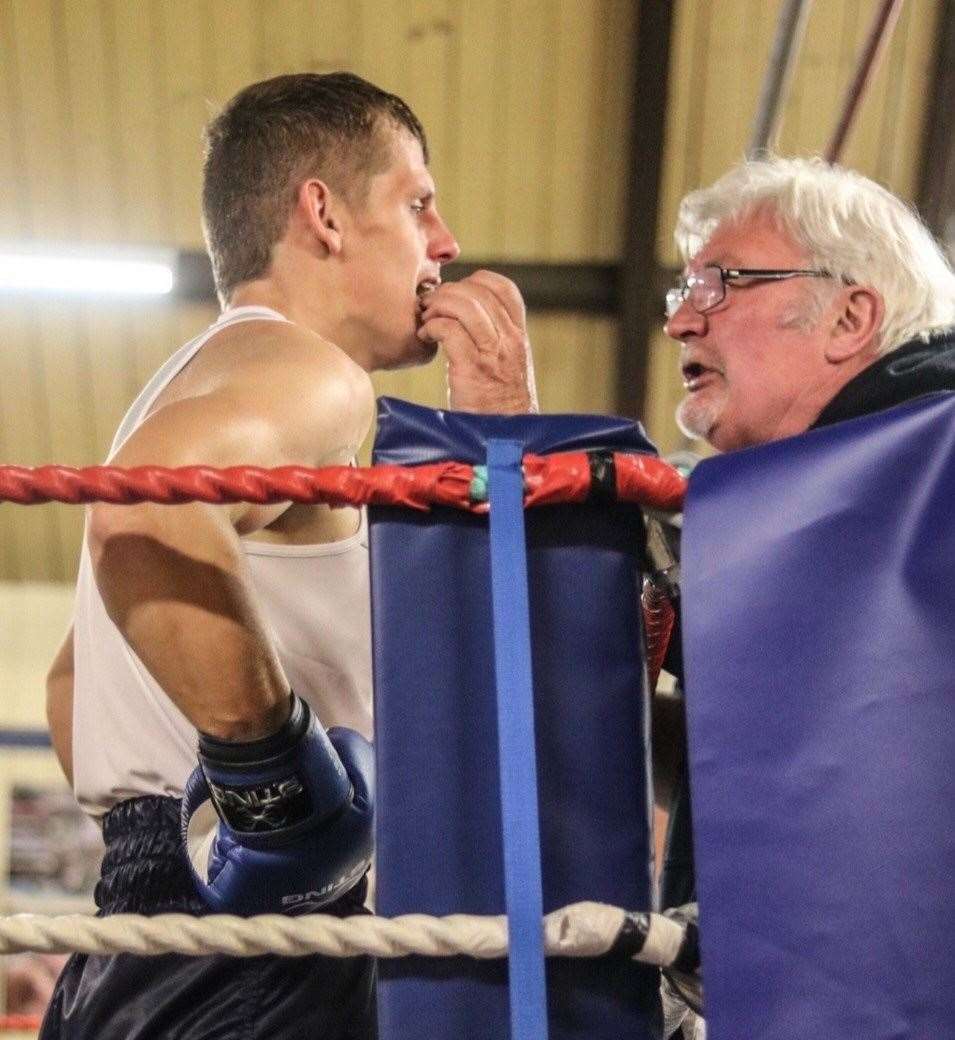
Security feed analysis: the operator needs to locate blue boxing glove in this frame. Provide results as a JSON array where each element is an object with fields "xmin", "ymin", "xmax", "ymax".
[{"xmin": 180, "ymin": 692, "xmax": 374, "ymax": 916}]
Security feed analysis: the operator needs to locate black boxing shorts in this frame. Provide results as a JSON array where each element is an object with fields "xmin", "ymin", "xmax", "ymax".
[{"xmin": 39, "ymin": 795, "xmax": 375, "ymax": 1040}]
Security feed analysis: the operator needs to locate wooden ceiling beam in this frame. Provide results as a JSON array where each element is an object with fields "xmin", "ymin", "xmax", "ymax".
[
  {"xmin": 175, "ymin": 251, "xmax": 621, "ymax": 314},
  {"xmin": 616, "ymin": 0, "xmax": 677, "ymax": 419},
  {"xmin": 917, "ymin": 0, "xmax": 955, "ymax": 250}
]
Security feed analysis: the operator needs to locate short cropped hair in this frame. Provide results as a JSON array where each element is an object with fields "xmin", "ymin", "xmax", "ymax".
[
  {"xmin": 202, "ymin": 72, "xmax": 428, "ymax": 305},
  {"xmin": 674, "ymin": 156, "xmax": 955, "ymax": 354}
]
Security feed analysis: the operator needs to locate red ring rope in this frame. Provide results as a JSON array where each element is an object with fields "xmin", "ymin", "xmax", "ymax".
[
  {"xmin": 0, "ymin": 453, "xmax": 686, "ymax": 513},
  {"xmin": 0, "ymin": 1014, "xmax": 42, "ymax": 1031}
]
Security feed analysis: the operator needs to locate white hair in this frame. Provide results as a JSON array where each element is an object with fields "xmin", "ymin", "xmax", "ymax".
[{"xmin": 674, "ymin": 156, "xmax": 955, "ymax": 354}]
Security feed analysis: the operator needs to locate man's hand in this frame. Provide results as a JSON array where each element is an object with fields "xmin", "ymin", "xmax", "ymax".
[{"xmin": 417, "ymin": 270, "xmax": 539, "ymax": 414}]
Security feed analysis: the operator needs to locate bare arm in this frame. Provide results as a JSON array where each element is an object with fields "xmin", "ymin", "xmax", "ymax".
[
  {"xmin": 88, "ymin": 486, "xmax": 291, "ymax": 741},
  {"xmin": 46, "ymin": 625, "xmax": 75, "ymax": 785},
  {"xmin": 87, "ymin": 333, "xmax": 373, "ymax": 741}
]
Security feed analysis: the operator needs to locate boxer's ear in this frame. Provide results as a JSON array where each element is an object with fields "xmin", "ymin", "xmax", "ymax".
[{"xmin": 298, "ymin": 179, "xmax": 343, "ymax": 256}]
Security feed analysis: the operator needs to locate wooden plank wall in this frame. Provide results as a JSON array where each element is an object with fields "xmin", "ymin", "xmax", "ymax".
[
  {"xmin": 0, "ymin": 0, "xmax": 943, "ymax": 589},
  {"xmin": 0, "ymin": 0, "xmax": 632, "ymax": 584},
  {"xmin": 0, "ymin": 581, "xmax": 73, "ymax": 850}
]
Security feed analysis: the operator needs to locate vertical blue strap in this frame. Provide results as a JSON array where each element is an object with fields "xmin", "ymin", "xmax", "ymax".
[{"xmin": 486, "ymin": 438, "xmax": 549, "ymax": 1040}]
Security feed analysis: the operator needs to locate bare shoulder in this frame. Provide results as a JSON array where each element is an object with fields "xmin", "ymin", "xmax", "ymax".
[
  {"xmin": 222, "ymin": 321, "xmax": 375, "ymax": 463},
  {"xmin": 115, "ymin": 321, "xmax": 374, "ymax": 471}
]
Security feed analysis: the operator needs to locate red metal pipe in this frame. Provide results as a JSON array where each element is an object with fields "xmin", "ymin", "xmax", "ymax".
[{"xmin": 826, "ymin": 0, "xmax": 906, "ymax": 162}]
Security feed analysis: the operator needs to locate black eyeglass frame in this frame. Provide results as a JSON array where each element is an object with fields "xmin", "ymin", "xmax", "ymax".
[{"xmin": 665, "ymin": 265, "xmax": 833, "ymax": 319}]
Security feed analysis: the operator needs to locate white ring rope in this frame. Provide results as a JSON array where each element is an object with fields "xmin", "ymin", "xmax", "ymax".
[{"xmin": 0, "ymin": 902, "xmax": 689, "ymax": 965}]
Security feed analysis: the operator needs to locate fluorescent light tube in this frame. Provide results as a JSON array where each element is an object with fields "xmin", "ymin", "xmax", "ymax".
[{"xmin": 0, "ymin": 246, "xmax": 175, "ymax": 297}]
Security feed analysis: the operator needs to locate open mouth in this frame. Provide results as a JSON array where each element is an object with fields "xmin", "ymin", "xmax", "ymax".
[
  {"xmin": 681, "ymin": 361, "xmax": 719, "ymax": 391},
  {"xmin": 415, "ymin": 279, "xmax": 439, "ymax": 322}
]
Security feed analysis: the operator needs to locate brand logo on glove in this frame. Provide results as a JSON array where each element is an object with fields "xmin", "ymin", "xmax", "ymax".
[
  {"xmin": 281, "ymin": 859, "xmax": 370, "ymax": 913},
  {"xmin": 208, "ymin": 776, "xmax": 311, "ymax": 833}
]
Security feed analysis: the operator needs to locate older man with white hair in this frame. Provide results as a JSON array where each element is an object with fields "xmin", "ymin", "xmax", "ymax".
[
  {"xmin": 657, "ymin": 155, "xmax": 955, "ymax": 1040},
  {"xmin": 667, "ymin": 156, "xmax": 955, "ymax": 453}
]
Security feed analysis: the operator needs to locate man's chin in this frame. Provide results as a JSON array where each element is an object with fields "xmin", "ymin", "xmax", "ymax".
[
  {"xmin": 383, "ymin": 333, "xmax": 439, "ymax": 370},
  {"xmin": 675, "ymin": 395, "xmax": 717, "ymax": 443}
]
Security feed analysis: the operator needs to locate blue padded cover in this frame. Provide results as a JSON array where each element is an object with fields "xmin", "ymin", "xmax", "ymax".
[
  {"xmin": 682, "ymin": 393, "xmax": 955, "ymax": 1040},
  {"xmin": 370, "ymin": 397, "xmax": 659, "ymax": 1040}
]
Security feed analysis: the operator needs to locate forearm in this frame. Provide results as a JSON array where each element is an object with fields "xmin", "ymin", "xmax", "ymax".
[
  {"xmin": 88, "ymin": 501, "xmax": 290, "ymax": 740},
  {"xmin": 447, "ymin": 357, "xmax": 538, "ymax": 414}
]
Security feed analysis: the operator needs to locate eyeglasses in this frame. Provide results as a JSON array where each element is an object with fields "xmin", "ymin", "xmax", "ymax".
[{"xmin": 665, "ymin": 265, "xmax": 832, "ymax": 319}]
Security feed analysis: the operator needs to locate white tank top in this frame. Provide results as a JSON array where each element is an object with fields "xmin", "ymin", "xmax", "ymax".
[{"xmin": 72, "ymin": 306, "xmax": 373, "ymax": 818}]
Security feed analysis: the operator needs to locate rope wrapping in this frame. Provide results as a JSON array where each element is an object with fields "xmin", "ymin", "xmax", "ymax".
[
  {"xmin": 642, "ymin": 579, "xmax": 677, "ymax": 692},
  {"xmin": 0, "ymin": 904, "xmax": 695, "ymax": 967}
]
